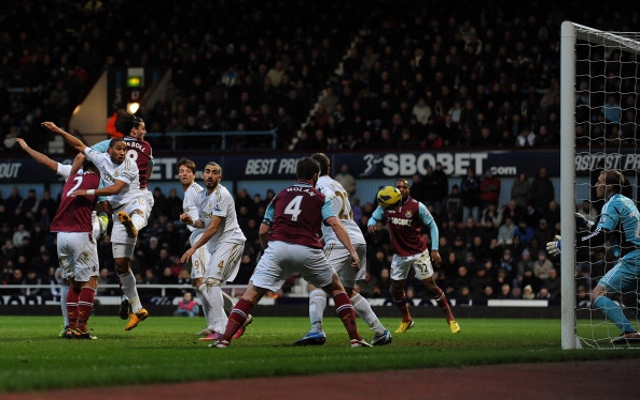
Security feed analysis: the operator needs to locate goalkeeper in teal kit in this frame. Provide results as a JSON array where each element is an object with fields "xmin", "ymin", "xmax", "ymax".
[{"xmin": 547, "ymin": 170, "xmax": 640, "ymax": 344}]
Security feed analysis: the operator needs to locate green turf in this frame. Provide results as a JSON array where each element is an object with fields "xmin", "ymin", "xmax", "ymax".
[{"xmin": 1, "ymin": 316, "xmax": 639, "ymax": 393}]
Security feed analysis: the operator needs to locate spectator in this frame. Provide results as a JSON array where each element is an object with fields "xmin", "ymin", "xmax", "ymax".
[
  {"xmin": 469, "ymin": 266, "xmax": 493, "ymax": 299},
  {"xmin": 164, "ymin": 188, "xmax": 183, "ymax": 222},
  {"xmin": 21, "ymin": 268, "xmax": 46, "ymax": 297},
  {"xmin": 533, "ymin": 250, "xmax": 554, "ymax": 280},
  {"xmin": 19, "ymin": 189, "xmax": 39, "ymax": 215},
  {"xmin": 510, "ymin": 172, "xmax": 531, "ymax": 209},
  {"xmin": 520, "ymin": 267, "xmax": 544, "ymax": 295},
  {"xmin": 443, "ymin": 184, "xmax": 463, "ymax": 223},
  {"xmin": 334, "ymin": 163, "xmax": 356, "ymax": 197},
  {"xmin": 542, "ymin": 267, "xmax": 561, "ymax": 301},
  {"xmin": 460, "ymin": 167, "xmax": 481, "ymax": 223},
  {"xmin": 377, "ymin": 267, "xmax": 392, "ymax": 299},
  {"xmin": 97, "ymin": 267, "xmax": 118, "ymax": 296},
  {"xmin": 533, "ymin": 218, "xmax": 555, "ymax": 248},
  {"xmin": 496, "ymin": 283, "xmax": 515, "ymax": 299},
  {"xmin": 173, "ymin": 291, "xmax": 200, "ymax": 317},
  {"xmin": 479, "ymin": 170, "xmax": 501, "ymax": 210},
  {"xmin": 522, "ymin": 284, "xmax": 535, "ymax": 299},
  {"xmin": 530, "ymin": 167, "xmax": 555, "ymax": 213},
  {"xmin": 481, "ymin": 203, "xmax": 503, "ymax": 228},
  {"xmin": 498, "ymin": 249, "xmax": 516, "ymax": 284},
  {"xmin": 513, "ymin": 219, "xmax": 534, "ymax": 247},
  {"xmin": 12, "ymin": 223, "xmax": 30, "ymax": 248}
]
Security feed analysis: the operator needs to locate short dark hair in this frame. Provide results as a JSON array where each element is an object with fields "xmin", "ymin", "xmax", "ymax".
[
  {"xmin": 109, "ymin": 137, "xmax": 125, "ymax": 148},
  {"xmin": 82, "ymin": 160, "xmax": 99, "ymax": 174},
  {"xmin": 296, "ymin": 157, "xmax": 320, "ymax": 180},
  {"xmin": 310, "ymin": 153, "xmax": 330, "ymax": 176},
  {"xmin": 178, "ymin": 158, "xmax": 197, "ymax": 174}
]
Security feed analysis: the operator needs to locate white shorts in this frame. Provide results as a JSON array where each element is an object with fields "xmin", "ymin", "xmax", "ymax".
[
  {"xmin": 390, "ymin": 250, "xmax": 434, "ymax": 281},
  {"xmin": 111, "ymin": 195, "xmax": 152, "ymax": 245},
  {"xmin": 56, "ymin": 232, "xmax": 99, "ymax": 282},
  {"xmin": 251, "ymin": 241, "xmax": 336, "ymax": 293},
  {"xmin": 204, "ymin": 241, "xmax": 245, "ymax": 283},
  {"xmin": 324, "ymin": 242, "xmax": 366, "ymax": 288},
  {"xmin": 190, "ymin": 230, "xmax": 210, "ymax": 280}
]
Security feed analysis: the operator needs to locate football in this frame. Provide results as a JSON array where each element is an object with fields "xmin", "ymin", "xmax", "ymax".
[{"xmin": 376, "ymin": 186, "xmax": 402, "ymax": 209}]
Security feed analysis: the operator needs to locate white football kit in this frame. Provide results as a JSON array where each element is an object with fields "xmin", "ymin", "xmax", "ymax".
[
  {"xmin": 317, "ymin": 175, "xmax": 367, "ymax": 287},
  {"xmin": 183, "ymin": 181, "xmax": 209, "ymax": 280},
  {"xmin": 196, "ymin": 184, "xmax": 246, "ymax": 283},
  {"xmin": 84, "ymin": 147, "xmax": 149, "ymax": 248}
]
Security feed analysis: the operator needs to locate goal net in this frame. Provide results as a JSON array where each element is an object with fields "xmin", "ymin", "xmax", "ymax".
[{"xmin": 560, "ymin": 21, "xmax": 640, "ymax": 349}]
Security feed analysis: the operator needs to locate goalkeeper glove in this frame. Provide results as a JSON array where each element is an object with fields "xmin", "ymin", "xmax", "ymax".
[
  {"xmin": 546, "ymin": 235, "xmax": 562, "ymax": 256},
  {"xmin": 575, "ymin": 213, "xmax": 594, "ymax": 228}
]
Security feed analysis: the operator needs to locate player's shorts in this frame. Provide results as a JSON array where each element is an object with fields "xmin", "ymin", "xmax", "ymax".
[
  {"xmin": 204, "ymin": 241, "xmax": 245, "ymax": 284},
  {"xmin": 250, "ymin": 241, "xmax": 336, "ymax": 293},
  {"xmin": 56, "ymin": 231, "xmax": 99, "ymax": 282},
  {"xmin": 598, "ymin": 250, "xmax": 640, "ymax": 293},
  {"xmin": 141, "ymin": 188, "xmax": 154, "ymax": 209},
  {"xmin": 324, "ymin": 242, "xmax": 366, "ymax": 289},
  {"xmin": 110, "ymin": 195, "xmax": 152, "ymax": 245},
  {"xmin": 112, "ymin": 242, "xmax": 135, "ymax": 259},
  {"xmin": 389, "ymin": 249, "xmax": 434, "ymax": 281},
  {"xmin": 190, "ymin": 230, "xmax": 209, "ymax": 280}
]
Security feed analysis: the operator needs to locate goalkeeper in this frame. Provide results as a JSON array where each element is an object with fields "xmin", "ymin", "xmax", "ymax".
[{"xmin": 546, "ymin": 170, "xmax": 640, "ymax": 344}]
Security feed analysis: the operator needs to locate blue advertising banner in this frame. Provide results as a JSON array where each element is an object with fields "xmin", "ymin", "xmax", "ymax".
[{"xmin": 3, "ymin": 149, "xmax": 639, "ymax": 184}]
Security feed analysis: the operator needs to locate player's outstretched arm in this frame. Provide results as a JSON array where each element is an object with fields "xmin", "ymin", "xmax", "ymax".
[
  {"xmin": 41, "ymin": 122, "xmax": 87, "ymax": 153},
  {"xmin": 71, "ymin": 179, "xmax": 127, "ymax": 197},
  {"xmin": 15, "ymin": 138, "xmax": 59, "ymax": 172}
]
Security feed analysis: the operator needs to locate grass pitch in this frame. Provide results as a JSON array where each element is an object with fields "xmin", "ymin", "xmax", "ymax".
[{"xmin": 1, "ymin": 315, "xmax": 639, "ymax": 393}]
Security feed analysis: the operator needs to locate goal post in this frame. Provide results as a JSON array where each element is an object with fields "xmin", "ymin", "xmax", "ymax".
[
  {"xmin": 560, "ymin": 21, "xmax": 640, "ymax": 349},
  {"xmin": 560, "ymin": 21, "xmax": 577, "ymax": 350}
]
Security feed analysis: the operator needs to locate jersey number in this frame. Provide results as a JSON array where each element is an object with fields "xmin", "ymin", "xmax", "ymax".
[
  {"xmin": 284, "ymin": 196, "xmax": 303, "ymax": 221},
  {"xmin": 334, "ymin": 190, "xmax": 354, "ymax": 220},
  {"xmin": 66, "ymin": 176, "xmax": 84, "ymax": 197}
]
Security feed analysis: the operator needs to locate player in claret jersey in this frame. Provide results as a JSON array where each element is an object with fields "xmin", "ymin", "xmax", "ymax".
[
  {"xmin": 293, "ymin": 153, "xmax": 391, "ymax": 346},
  {"xmin": 367, "ymin": 178, "xmax": 460, "ymax": 335},
  {"xmin": 211, "ymin": 157, "xmax": 371, "ymax": 348},
  {"xmin": 15, "ymin": 138, "xmax": 107, "ymax": 338}
]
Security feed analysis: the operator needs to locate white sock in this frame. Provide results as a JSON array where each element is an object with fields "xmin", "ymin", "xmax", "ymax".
[
  {"xmin": 308, "ymin": 289, "xmax": 327, "ymax": 333},
  {"xmin": 119, "ymin": 271, "xmax": 142, "ymax": 313},
  {"xmin": 131, "ymin": 214, "xmax": 146, "ymax": 232},
  {"xmin": 352, "ymin": 292, "xmax": 385, "ymax": 335},
  {"xmin": 199, "ymin": 283, "xmax": 216, "ymax": 331},
  {"xmin": 206, "ymin": 284, "xmax": 227, "ymax": 333},
  {"xmin": 92, "ymin": 215, "xmax": 101, "ymax": 238},
  {"xmin": 60, "ymin": 285, "xmax": 69, "ymax": 327},
  {"xmin": 195, "ymin": 290, "xmax": 209, "ymax": 319}
]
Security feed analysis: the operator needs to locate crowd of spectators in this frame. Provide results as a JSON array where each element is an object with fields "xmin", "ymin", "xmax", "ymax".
[
  {"xmin": 0, "ymin": 164, "xmax": 576, "ymax": 305},
  {"xmin": 1, "ymin": 1, "xmax": 637, "ymax": 303},
  {"xmin": 1, "ymin": 1, "xmax": 639, "ymax": 155}
]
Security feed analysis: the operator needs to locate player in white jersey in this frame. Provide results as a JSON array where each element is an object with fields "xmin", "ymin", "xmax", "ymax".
[
  {"xmin": 41, "ymin": 121, "xmax": 149, "ymax": 331},
  {"xmin": 178, "ymin": 158, "xmax": 211, "ymax": 333},
  {"xmin": 294, "ymin": 153, "xmax": 392, "ymax": 346},
  {"xmin": 15, "ymin": 138, "xmax": 109, "ymax": 337},
  {"xmin": 179, "ymin": 161, "xmax": 250, "ymax": 341},
  {"xmin": 92, "ymin": 110, "xmax": 153, "ymax": 321}
]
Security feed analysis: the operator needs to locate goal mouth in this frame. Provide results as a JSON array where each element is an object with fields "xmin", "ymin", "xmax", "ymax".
[{"xmin": 561, "ymin": 22, "xmax": 640, "ymax": 350}]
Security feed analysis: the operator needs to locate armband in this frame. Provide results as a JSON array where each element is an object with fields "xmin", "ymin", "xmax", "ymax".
[{"xmin": 87, "ymin": 189, "xmax": 96, "ymax": 196}]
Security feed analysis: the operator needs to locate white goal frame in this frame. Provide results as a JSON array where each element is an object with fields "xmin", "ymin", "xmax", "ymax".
[{"xmin": 560, "ymin": 21, "xmax": 640, "ymax": 349}]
